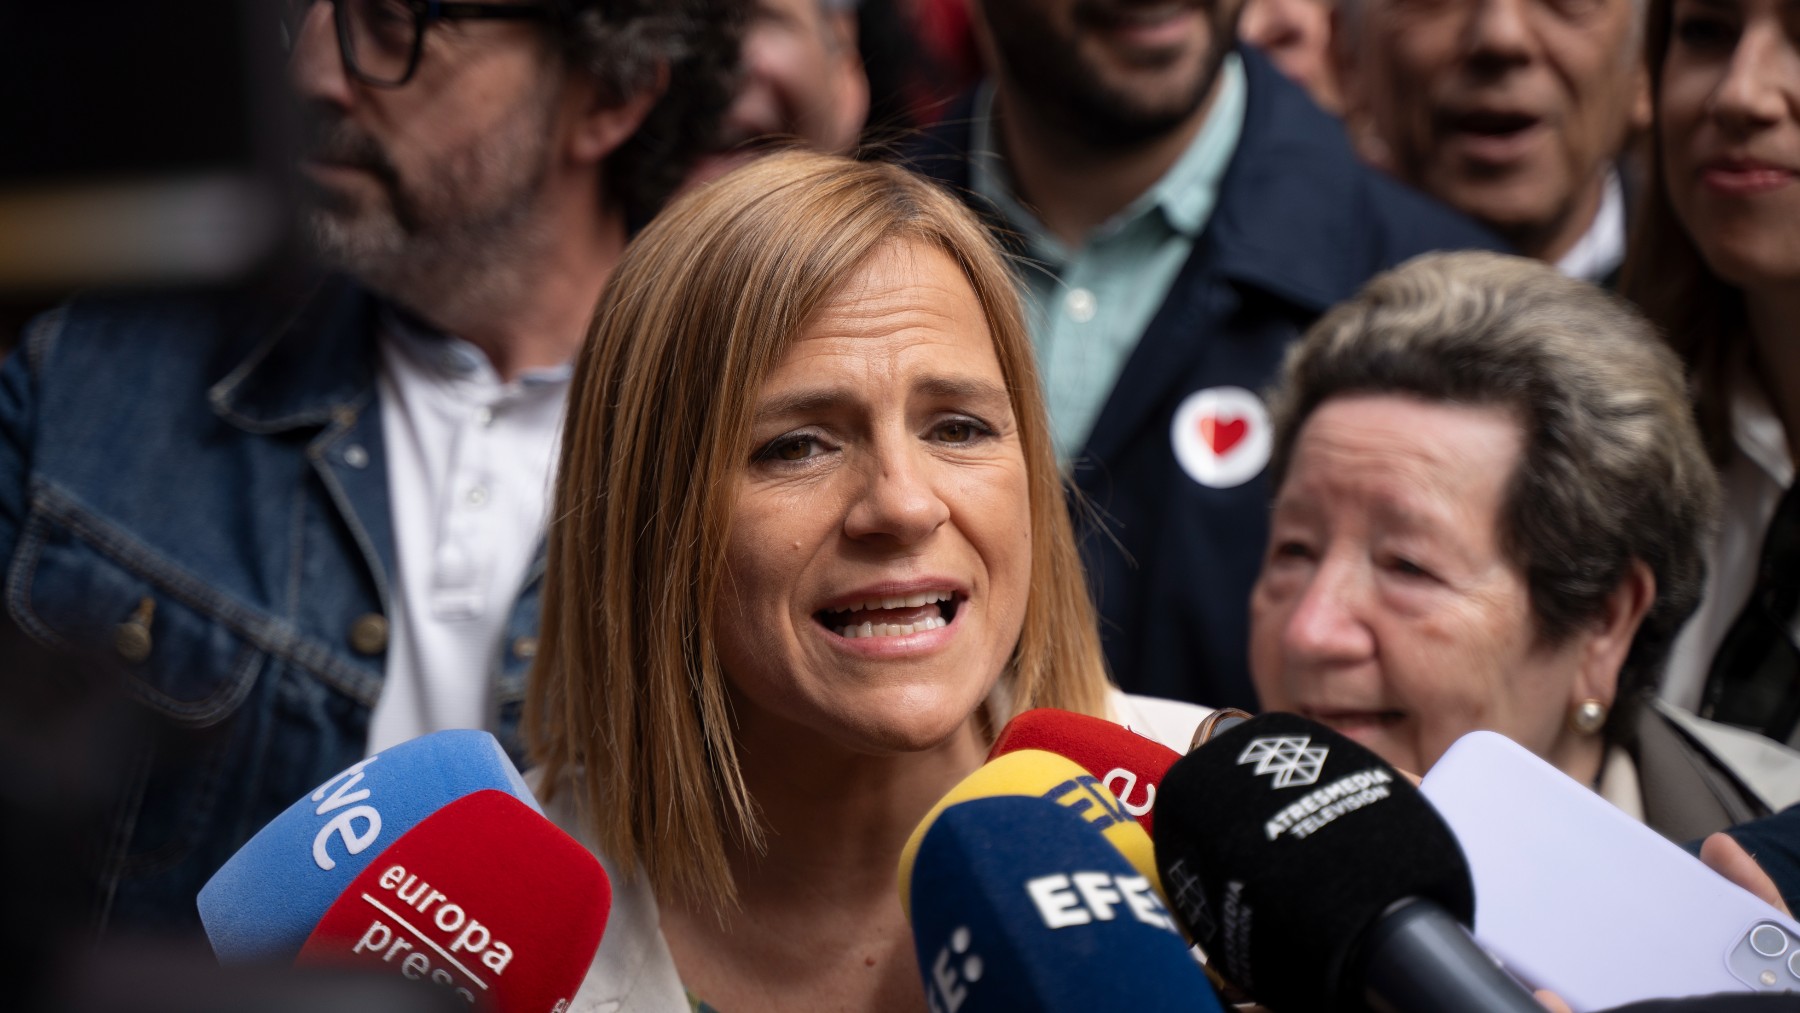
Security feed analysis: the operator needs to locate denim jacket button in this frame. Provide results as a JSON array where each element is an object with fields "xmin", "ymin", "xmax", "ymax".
[
  {"xmin": 349, "ymin": 613, "xmax": 389, "ymax": 656},
  {"xmin": 511, "ymin": 635, "xmax": 538, "ymax": 661},
  {"xmin": 114, "ymin": 620, "xmax": 153, "ymax": 663},
  {"xmin": 113, "ymin": 596, "xmax": 156, "ymax": 663}
]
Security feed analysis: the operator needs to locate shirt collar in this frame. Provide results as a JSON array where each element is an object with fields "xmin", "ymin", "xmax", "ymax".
[
  {"xmin": 969, "ymin": 53, "xmax": 1248, "ymax": 261},
  {"xmin": 379, "ymin": 302, "xmax": 573, "ymax": 390},
  {"xmin": 1555, "ymin": 169, "xmax": 1627, "ymax": 283},
  {"xmin": 1732, "ymin": 353, "xmax": 1796, "ymax": 488}
]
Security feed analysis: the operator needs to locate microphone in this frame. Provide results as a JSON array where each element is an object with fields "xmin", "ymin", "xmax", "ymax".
[
  {"xmin": 988, "ymin": 708, "xmax": 1182, "ymax": 836},
  {"xmin": 295, "ymin": 789, "xmax": 610, "ymax": 1013},
  {"xmin": 897, "ymin": 749, "xmax": 1163, "ymax": 920},
  {"xmin": 903, "ymin": 792, "xmax": 1225, "ymax": 1012},
  {"xmin": 198, "ymin": 730, "xmax": 540, "ymax": 962},
  {"xmin": 1152, "ymin": 712, "xmax": 1542, "ymax": 1013}
]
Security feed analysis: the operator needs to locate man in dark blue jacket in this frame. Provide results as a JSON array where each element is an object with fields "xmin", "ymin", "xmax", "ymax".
[{"xmin": 902, "ymin": 0, "xmax": 1502, "ymax": 710}]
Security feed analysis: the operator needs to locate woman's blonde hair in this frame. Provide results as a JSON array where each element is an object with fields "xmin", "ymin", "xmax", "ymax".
[{"xmin": 526, "ymin": 151, "xmax": 1110, "ymax": 911}]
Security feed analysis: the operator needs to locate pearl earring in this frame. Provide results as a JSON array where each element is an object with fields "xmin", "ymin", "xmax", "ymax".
[{"xmin": 1569, "ymin": 698, "xmax": 1607, "ymax": 735}]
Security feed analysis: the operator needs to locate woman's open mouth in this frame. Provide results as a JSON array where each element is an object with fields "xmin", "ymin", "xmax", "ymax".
[{"xmin": 816, "ymin": 590, "xmax": 962, "ymax": 639}]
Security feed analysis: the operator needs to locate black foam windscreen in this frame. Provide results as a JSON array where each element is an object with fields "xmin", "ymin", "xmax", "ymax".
[{"xmin": 1152, "ymin": 712, "xmax": 1475, "ymax": 1012}]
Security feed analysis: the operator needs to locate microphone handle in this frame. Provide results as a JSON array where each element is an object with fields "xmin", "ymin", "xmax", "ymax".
[{"xmin": 1360, "ymin": 898, "xmax": 1545, "ymax": 1013}]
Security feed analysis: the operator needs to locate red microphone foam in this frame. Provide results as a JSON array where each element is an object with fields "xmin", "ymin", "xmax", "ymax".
[
  {"xmin": 295, "ymin": 789, "xmax": 609, "ymax": 1013},
  {"xmin": 988, "ymin": 708, "xmax": 1182, "ymax": 836}
]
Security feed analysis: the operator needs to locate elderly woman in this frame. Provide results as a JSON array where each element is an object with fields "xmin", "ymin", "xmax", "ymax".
[
  {"xmin": 524, "ymin": 151, "xmax": 1205, "ymax": 1012},
  {"xmin": 1620, "ymin": 0, "xmax": 1800, "ymax": 748},
  {"xmin": 1248, "ymin": 250, "xmax": 1800, "ymax": 841}
]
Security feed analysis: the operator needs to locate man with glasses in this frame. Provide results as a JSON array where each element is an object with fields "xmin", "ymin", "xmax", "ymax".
[{"xmin": 0, "ymin": 0, "xmax": 739, "ymax": 935}]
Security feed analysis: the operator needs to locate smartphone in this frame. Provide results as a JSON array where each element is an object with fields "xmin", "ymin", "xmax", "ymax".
[{"xmin": 1419, "ymin": 730, "xmax": 1800, "ymax": 1011}]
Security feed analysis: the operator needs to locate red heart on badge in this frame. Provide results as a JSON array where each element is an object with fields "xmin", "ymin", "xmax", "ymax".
[{"xmin": 1199, "ymin": 414, "xmax": 1247, "ymax": 456}]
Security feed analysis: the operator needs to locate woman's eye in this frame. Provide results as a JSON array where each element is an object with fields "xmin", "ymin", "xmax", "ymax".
[
  {"xmin": 938, "ymin": 421, "xmax": 976, "ymax": 444},
  {"xmin": 756, "ymin": 434, "xmax": 824, "ymax": 463},
  {"xmin": 1389, "ymin": 556, "xmax": 1432, "ymax": 579},
  {"xmin": 1673, "ymin": 14, "xmax": 1738, "ymax": 49},
  {"xmin": 1272, "ymin": 540, "xmax": 1314, "ymax": 563},
  {"xmin": 932, "ymin": 417, "xmax": 991, "ymax": 444}
]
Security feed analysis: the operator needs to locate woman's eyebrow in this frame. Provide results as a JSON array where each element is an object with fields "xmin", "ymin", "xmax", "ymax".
[
  {"xmin": 752, "ymin": 376, "xmax": 1011, "ymax": 423},
  {"xmin": 912, "ymin": 375, "xmax": 1011, "ymax": 406},
  {"xmin": 752, "ymin": 387, "xmax": 853, "ymax": 423}
]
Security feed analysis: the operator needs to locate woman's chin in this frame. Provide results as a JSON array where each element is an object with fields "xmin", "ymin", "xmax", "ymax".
[{"xmin": 827, "ymin": 692, "xmax": 992, "ymax": 758}]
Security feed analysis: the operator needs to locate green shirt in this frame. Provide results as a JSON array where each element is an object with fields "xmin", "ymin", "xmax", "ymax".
[{"xmin": 970, "ymin": 55, "xmax": 1247, "ymax": 461}]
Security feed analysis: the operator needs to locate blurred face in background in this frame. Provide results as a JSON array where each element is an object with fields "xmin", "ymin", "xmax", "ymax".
[
  {"xmin": 286, "ymin": 0, "xmax": 577, "ymax": 306},
  {"xmin": 1241, "ymin": 0, "xmax": 1344, "ymax": 112},
  {"xmin": 1339, "ymin": 0, "xmax": 1649, "ymax": 260},
  {"xmin": 1658, "ymin": 0, "xmax": 1800, "ymax": 293},
  {"xmin": 687, "ymin": 0, "xmax": 869, "ymax": 185},
  {"xmin": 712, "ymin": 241, "xmax": 1035, "ymax": 757},
  {"xmin": 975, "ymin": 0, "xmax": 1250, "ymax": 146}
]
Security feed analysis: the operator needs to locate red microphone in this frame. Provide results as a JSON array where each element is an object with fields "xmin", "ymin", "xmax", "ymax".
[
  {"xmin": 988, "ymin": 708, "xmax": 1182, "ymax": 836},
  {"xmin": 295, "ymin": 789, "xmax": 609, "ymax": 1013}
]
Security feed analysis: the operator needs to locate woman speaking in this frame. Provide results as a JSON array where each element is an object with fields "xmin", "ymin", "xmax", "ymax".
[{"xmin": 524, "ymin": 151, "xmax": 1203, "ymax": 1012}]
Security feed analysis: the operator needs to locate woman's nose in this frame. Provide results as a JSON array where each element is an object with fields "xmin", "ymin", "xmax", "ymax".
[
  {"xmin": 1280, "ymin": 559, "xmax": 1376, "ymax": 665},
  {"xmin": 842, "ymin": 445, "xmax": 950, "ymax": 546},
  {"xmin": 1711, "ymin": 27, "xmax": 1790, "ymax": 131}
]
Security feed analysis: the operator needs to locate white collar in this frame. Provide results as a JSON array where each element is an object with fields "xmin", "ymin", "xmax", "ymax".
[
  {"xmin": 1730, "ymin": 355, "xmax": 1796, "ymax": 488},
  {"xmin": 1555, "ymin": 170, "xmax": 1627, "ymax": 283}
]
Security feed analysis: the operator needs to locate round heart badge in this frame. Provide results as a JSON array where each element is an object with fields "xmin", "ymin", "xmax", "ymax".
[{"xmin": 1171, "ymin": 386, "xmax": 1271, "ymax": 489}]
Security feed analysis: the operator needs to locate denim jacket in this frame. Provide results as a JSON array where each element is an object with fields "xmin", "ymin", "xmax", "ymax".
[{"xmin": 0, "ymin": 277, "xmax": 540, "ymax": 933}]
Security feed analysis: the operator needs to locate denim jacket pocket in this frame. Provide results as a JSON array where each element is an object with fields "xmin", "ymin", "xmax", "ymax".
[{"xmin": 6, "ymin": 489, "xmax": 267, "ymax": 727}]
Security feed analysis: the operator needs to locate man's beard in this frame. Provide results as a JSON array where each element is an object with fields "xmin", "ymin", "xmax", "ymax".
[
  {"xmin": 984, "ymin": 0, "xmax": 1228, "ymax": 149},
  {"xmin": 297, "ymin": 96, "xmax": 558, "ymax": 324}
]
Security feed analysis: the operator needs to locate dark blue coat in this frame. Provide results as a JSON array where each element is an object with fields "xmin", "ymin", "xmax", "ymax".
[{"xmin": 902, "ymin": 49, "xmax": 1504, "ymax": 710}]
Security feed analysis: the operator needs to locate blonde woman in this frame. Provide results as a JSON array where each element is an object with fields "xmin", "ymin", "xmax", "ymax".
[{"xmin": 527, "ymin": 151, "xmax": 1207, "ymax": 1012}]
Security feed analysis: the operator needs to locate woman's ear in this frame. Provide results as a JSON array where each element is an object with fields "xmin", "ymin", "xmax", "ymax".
[{"xmin": 1573, "ymin": 559, "xmax": 1656, "ymax": 708}]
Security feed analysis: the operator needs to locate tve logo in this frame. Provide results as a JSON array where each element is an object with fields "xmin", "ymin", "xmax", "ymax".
[
  {"xmin": 311, "ymin": 756, "xmax": 383, "ymax": 870},
  {"xmin": 926, "ymin": 925, "xmax": 983, "ymax": 1013}
]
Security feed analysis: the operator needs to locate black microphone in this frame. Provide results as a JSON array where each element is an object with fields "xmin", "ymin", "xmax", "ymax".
[{"xmin": 1152, "ymin": 712, "xmax": 1542, "ymax": 1013}]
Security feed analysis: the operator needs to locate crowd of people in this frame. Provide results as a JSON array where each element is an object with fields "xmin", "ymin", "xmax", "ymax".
[{"xmin": 2, "ymin": 0, "xmax": 1798, "ymax": 1008}]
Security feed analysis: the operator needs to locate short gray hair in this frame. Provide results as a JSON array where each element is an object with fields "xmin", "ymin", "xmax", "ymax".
[{"xmin": 1267, "ymin": 251, "xmax": 1718, "ymax": 738}]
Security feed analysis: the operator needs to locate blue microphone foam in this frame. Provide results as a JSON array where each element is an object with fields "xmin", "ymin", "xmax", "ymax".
[
  {"xmin": 197, "ymin": 729, "xmax": 538, "ymax": 962},
  {"xmin": 908, "ymin": 793, "xmax": 1222, "ymax": 1012}
]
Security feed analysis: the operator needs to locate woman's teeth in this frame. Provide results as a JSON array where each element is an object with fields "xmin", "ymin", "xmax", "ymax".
[
  {"xmin": 821, "ymin": 590, "xmax": 957, "ymax": 638},
  {"xmin": 836, "ymin": 616, "xmax": 950, "ymax": 639},
  {"xmin": 837, "ymin": 591, "xmax": 954, "ymax": 612}
]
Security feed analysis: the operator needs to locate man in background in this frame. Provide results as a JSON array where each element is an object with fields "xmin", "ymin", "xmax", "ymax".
[
  {"xmin": 688, "ymin": 0, "xmax": 869, "ymax": 185},
  {"xmin": 902, "ymin": 0, "xmax": 1497, "ymax": 710},
  {"xmin": 1335, "ymin": 0, "xmax": 1646, "ymax": 282},
  {"xmin": 0, "ymin": 0, "xmax": 738, "ymax": 933}
]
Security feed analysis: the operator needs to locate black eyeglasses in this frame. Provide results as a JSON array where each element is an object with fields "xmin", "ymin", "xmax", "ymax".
[{"xmin": 283, "ymin": 0, "xmax": 558, "ymax": 88}]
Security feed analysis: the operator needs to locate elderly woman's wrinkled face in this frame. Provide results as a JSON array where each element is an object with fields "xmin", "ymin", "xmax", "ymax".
[
  {"xmin": 1249, "ymin": 394, "xmax": 1603, "ymax": 776},
  {"xmin": 712, "ymin": 240, "xmax": 1034, "ymax": 755}
]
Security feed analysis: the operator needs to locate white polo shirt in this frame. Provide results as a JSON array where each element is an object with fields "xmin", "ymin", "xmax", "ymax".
[{"xmin": 366, "ymin": 308, "xmax": 570, "ymax": 755}]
